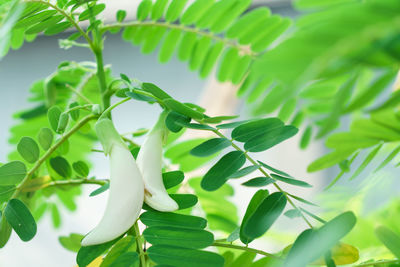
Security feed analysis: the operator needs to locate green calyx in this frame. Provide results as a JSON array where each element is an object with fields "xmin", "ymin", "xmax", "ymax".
[{"xmin": 95, "ymin": 118, "xmax": 127, "ymax": 155}]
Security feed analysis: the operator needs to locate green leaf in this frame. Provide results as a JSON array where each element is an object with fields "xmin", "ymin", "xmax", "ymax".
[
  {"xmin": 326, "ymin": 132, "xmax": 380, "ymax": 150},
  {"xmin": 142, "ymin": 26, "xmax": 166, "ymax": 54},
  {"xmin": 189, "ymin": 36, "xmax": 211, "ymax": 71},
  {"xmin": 0, "ymin": 185, "xmax": 16, "ymax": 204},
  {"xmin": 226, "ymin": 8, "xmax": 271, "ymax": 39},
  {"xmin": 201, "ymin": 151, "xmax": 246, "ymax": 191},
  {"xmin": 0, "ymin": 211, "xmax": 12, "ymax": 248},
  {"xmin": 72, "ymin": 161, "xmax": 89, "ymax": 177},
  {"xmin": 44, "ymin": 21, "xmax": 71, "ymax": 35},
  {"xmin": 140, "ymin": 211, "xmax": 207, "ymax": 229},
  {"xmin": 50, "ymin": 156, "xmax": 72, "ymax": 178},
  {"xmin": 300, "ymin": 125, "xmax": 313, "ymax": 149},
  {"xmin": 242, "ymin": 177, "xmax": 275, "ymax": 187},
  {"xmin": 165, "ymin": 0, "xmax": 188, "ymax": 22},
  {"xmin": 308, "ymin": 149, "xmax": 355, "ymax": 172},
  {"xmin": 15, "ymin": 10, "xmax": 58, "ymax": 28},
  {"xmin": 37, "ymin": 127, "xmax": 53, "ymax": 150},
  {"xmin": 200, "ymin": 41, "xmax": 224, "ymax": 78},
  {"xmin": 284, "ymin": 212, "xmax": 356, "ymax": 267},
  {"xmin": 164, "ymin": 98, "xmax": 204, "ymax": 120},
  {"xmin": 25, "ymin": 15, "xmax": 64, "ymax": 34},
  {"xmin": 142, "ymin": 82, "xmax": 172, "ymax": 100},
  {"xmin": 17, "ymin": 136, "xmax": 40, "ymax": 163},
  {"xmin": 271, "ymin": 174, "xmax": 312, "ymax": 188},
  {"xmin": 159, "ymin": 28, "xmax": 181, "ymax": 63},
  {"xmin": 257, "ymin": 160, "xmax": 292, "ymax": 178},
  {"xmin": 147, "ymin": 245, "xmax": 224, "ymax": 267},
  {"xmin": 77, "ymin": 238, "xmax": 120, "ymax": 267},
  {"xmin": 126, "ymin": 91, "xmax": 156, "ymax": 103},
  {"xmin": 47, "ymin": 105, "xmax": 62, "ymax": 132},
  {"xmin": 190, "ymin": 138, "xmax": 231, "ymax": 157},
  {"xmin": 116, "ymin": 10, "xmax": 127, "ymax": 22},
  {"xmin": 217, "ymin": 48, "xmax": 239, "ymax": 82},
  {"xmin": 375, "ymin": 226, "xmax": 400, "ymax": 259},
  {"xmin": 229, "ymin": 165, "xmax": 260, "ymax": 179},
  {"xmin": 57, "ymin": 112, "xmax": 69, "ymax": 133},
  {"xmin": 151, "ymin": 0, "xmax": 169, "ymax": 20},
  {"xmin": 162, "ymin": 170, "xmax": 184, "ymax": 189},
  {"xmin": 240, "ymin": 189, "xmax": 269, "ymax": 244},
  {"xmin": 51, "ymin": 203, "xmax": 61, "ymax": 228},
  {"xmin": 374, "ymin": 144, "xmax": 400, "ymax": 172},
  {"xmin": 244, "ymin": 125, "xmax": 298, "ymax": 152},
  {"xmin": 170, "ymin": 194, "xmax": 198, "ymax": 210},
  {"xmin": 59, "ymin": 233, "xmax": 83, "ymax": 252},
  {"xmin": 165, "ymin": 111, "xmax": 191, "ymax": 133},
  {"xmin": 4, "ymin": 199, "xmax": 37, "ymax": 242},
  {"xmin": 175, "ymin": 121, "xmax": 215, "ymax": 131},
  {"xmin": 349, "ymin": 144, "xmax": 382, "ymax": 180},
  {"xmin": 241, "ymin": 192, "xmax": 286, "ymax": 244},
  {"xmin": 217, "ymin": 120, "xmax": 250, "ymax": 129},
  {"xmin": 100, "ymin": 236, "xmax": 136, "ymax": 267},
  {"xmin": 136, "ymin": 0, "xmax": 152, "ymax": 21},
  {"xmin": 284, "ymin": 209, "xmax": 302, "ymax": 219},
  {"xmin": 0, "ymin": 161, "xmax": 27, "ymax": 185},
  {"xmin": 108, "ymin": 252, "xmax": 139, "ymax": 267},
  {"xmin": 180, "ymin": 0, "xmax": 214, "ymax": 25},
  {"xmin": 227, "ymin": 227, "xmax": 240, "ymax": 242},
  {"xmin": 232, "ymin": 118, "xmax": 283, "ymax": 142},
  {"xmin": 345, "ymin": 71, "xmax": 396, "ymax": 113},
  {"xmin": 79, "ymin": 4, "xmax": 106, "ymax": 21},
  {"xmin": 178, "ymin": 31, "xmax": 197, "ymax": 61},
  {"xmin": 89, "ymin": 183, "xmax": 110, "ymax": 197},
  {"xmin": 143, "ymin": 226, "xmax": 214, "ymax": 249}
]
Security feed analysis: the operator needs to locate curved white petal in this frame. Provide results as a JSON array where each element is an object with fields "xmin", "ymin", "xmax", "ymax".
[
  {"xmin": 81, "ymin": 144, "xmax": 144, "ymax": 246},
  {"xmin": 137, "ymin": 128, "xmax": 178, "ymax": 212}
]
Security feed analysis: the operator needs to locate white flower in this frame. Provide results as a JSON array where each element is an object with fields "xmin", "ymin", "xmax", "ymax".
[
  {"xmin": 81, "ymin": 119, "xmax": 144, "ymax": 246},
  {"xmin": 137, "ymin": 113, "xmax": 179, "ymax": 212}
]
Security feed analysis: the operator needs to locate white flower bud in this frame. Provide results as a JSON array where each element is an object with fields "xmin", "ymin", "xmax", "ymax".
[
  {"xmin": 137, "ymin": 113, "xmax": 179, "ymax": 212},
  {"xmin": 81, "ymin": 119, "xmax": 144, "ymax": 246}
]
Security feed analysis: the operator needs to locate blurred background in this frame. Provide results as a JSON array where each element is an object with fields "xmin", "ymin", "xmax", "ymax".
[{"xmin": 0, "ymin": 0, "xmax": 351, "ymax": 266}]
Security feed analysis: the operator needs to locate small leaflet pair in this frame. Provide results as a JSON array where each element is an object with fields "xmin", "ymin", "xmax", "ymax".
[{"xmin": 81, "ymin": 113, "xmax": 178, "ymax": 246}]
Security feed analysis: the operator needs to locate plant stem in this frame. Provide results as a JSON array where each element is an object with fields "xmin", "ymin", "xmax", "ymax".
[
  {"xmin": 355, "ymin": 259, "xmax": 400, "ymax": 266},
  {"xmin": 98, "ymin": 97, "xmax": 131, "ymax": 120},
  {"xmin": 212, "ymin": 242, "xmax": 282, "ymax": 260},
  {"xmin": 134, "ymin": 222, "xmax": 146, "ymax": 267},
  {"xmin": 211, "ymin": 129, "xmax": 314, "ymax": 228},
  {"xmin": 12, "ymin": 115, "xmax": 97, "ymax": 199},
  {"xmin": 94, "ymin": 50, "xmax": 110, "ymax": 111}
]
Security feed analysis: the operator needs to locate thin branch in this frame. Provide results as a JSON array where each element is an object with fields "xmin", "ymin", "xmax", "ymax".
[
  {"xmin": 13, "ymin": 114, "xmax": 97, "ymax": 199},
  {"xmin": 355, "ymin": 259, "xmax": 400, "ymax": 266},
  {"xmin": 101, "ymin": 21, "xmax": 257, "ymax": 58},
  {"xmin": 212, "ymin": 242, "xmax": 282, "ymax": 260}
]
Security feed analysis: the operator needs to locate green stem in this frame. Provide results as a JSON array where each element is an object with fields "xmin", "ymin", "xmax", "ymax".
[
  {"xmin": 47, "ymin": 178, "xmax": 107, "ymax": 187},
  {"xmin": 210, "ymin": 129, "xmax": 314, "ymax": 228},
  {"xmin": 98, "ymin": 97, "xmax": 131, "ymax": 120},
  {"xmin": 134, "ymin": 222, "xmax": 146, "ymax": 267},
  {"xmin": 355, "ymin": 259, "xmax": 400, "ymax": 266},
  {"xmin": 13, "ymin": 115, "xmax": 97, "ymax": 198},
  {"xmin": 94, "ymin": 50, "xmax": 110, "ymax": 111},
  {"xmin": 101, "ymin": 21, "xmax": 256, "ymax": 58},
  {"xmin": 211, "ymin": 242, "xmax": 281, "ymax": 260}
]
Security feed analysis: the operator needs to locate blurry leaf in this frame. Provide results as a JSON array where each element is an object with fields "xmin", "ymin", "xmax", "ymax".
[
  {"xmin": 4, "ymin": 199, "xmax": 37, "ymax": 242},
  {"xmin": 0, "ymin": 161, "xmax": 26, "ymax": 185},
  {"xmin": 312, "ymin": 243, "xmax": 359, "ymax": 265},
  {"xmin": 78, "ymin": 4, "xmax": 106, "ymax": 21},
  {"xmin": 374, "ymin": 144, "xmax": 400, "ymax": 172},
  {"xmin": 284, "ymin": 209, "xmax": 302, "ymax": 219},
  {"xmin": 300, "ymin": 125, "xmax": 312, "ymax": 149},
  {"xmin": 0, "ymin": 211, "xmax": 12, "ymax": 248},
  {"xmin": 201, "ymin": 151, "xmax": 246, "ymax": 191},
  {"xmin": 17, "ymin": 137, "xmax": 40, "ymax": 163},
  {"xmin": 216, "ymin": 120, "xmax": 250, "ymax": 129},
  {"xmin": 20, "ymin": 175, "xmax": 51, "ymax": 192},
  {"xmin": 230, "ymin": 252, "xmax": 257, "ymax": 267},
  {"xmin": 72, "ymin": 161, "xmax": 89, "ymax": 177},
  {"xmin": 257, "ymin": 160, "xmax": 292, "ymax": 178},
  {"xmin": 0, "ymin": 185, "xmax": 16, "ymax": 203},
  {"xmin": 375, "ymin": 226, "xmax": 400, "ymax": 259},
  {"xmin": 140, "ymin": 211, "xmax": 207, "ymax": 229},
  {"xmin": 190, "ymin": 138, "xmax": 231, "ymax": 157},
  {"xmin": 51, "ymin": 203, "xmax": 61, "ymax": 228},
  {"xmin": 136, "ymin": 0, "xmax": 152, "ymax": 21},
  {"xmin": 59, "ymin": 233, "xmax": 83, "ymax": 252},
  {"xmin": 232, "ymin": 118, "xmax": 283, "ymax": 142},
  {"xmin": 241, "ymin": 192, "xmax": 286, "ymax": 244},
  {"xmin": 284, "ymin": 212, "xmax": 356, "ymax": 267},
  {"xmin": 37, "ymin": 127, "xmax": 53, "ymax": 150},
  {"xmin": 50, "ymin": 156, "xmax": 72, "ymax": 178},
  {"xmin": 147, "ymin": 245, "xmax": 224, "ymax": 267},
  {"xmin": 108, "ymin": 252, "xmax": 139, "ymax": 267},
  {"xmin": 116, "ymin": 10, "xmax": 127, "ymax": 22},
  {"xmin": 349, "ymin": 144, "xmax": 382, "ymax": 180},
  {"xmin": 227, "ymin": 227, "xmax": 240, "ymax": 242},
  {"xmin": 164, "ymin": 98, "xmax": 204, "ymax": 120},
  {"xmin": 47, "ymin": 106, "xmax": 62, "ymax": 132},
  {"xmin": 165, "ymin": 111, "xmax": 191, "ymax": 133},
  {"xmin": 69, "ymin": 102, "xmax": 80, "ymax": 121},
  {"xmin": 57, "ymin": 112, "xmax": 69, "ymax": 133},
  {"xmin": 308, "ymin": 149, "xmax": 355, "ymax": 172},
  {"xmin": 143, "ymin": 226, "xmax": 214, "ymax": 249},
  {"xmin": 142, "ymin": 82, "xmax": 171, "ymax": 100}
]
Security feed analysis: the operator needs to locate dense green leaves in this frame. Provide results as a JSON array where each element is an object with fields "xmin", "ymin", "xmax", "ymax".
[
  {"xmin": 4, "ymin": 199, "xmax": 37, "ymax": 241},
  {"xmin": 143, "ymin": 226, "xmax": 214, "ymax": 249},
  {"xmin": 77, "ymin": 238, "xmax": 120, "ymax": 267},
  {"xmin": 147, "ymin": 245, "xmax": 224, "ymax": 267},
  {"xmin": 0, "ymin": 161, "xmax": 26, "ymax": 185},
  {"xmin": 240, "ymin": 192, "xmax": 287, "ymax": 244},
  {"xmin": 17, "ymin": 136, "xmax": 39, "ymax": 163},
  {"xmin": 190, "ymin": 138, "xmax": 231, "ymax": 157},
  {"xmin": 201, "ymin": 151, "xmax": 246, "ymax": 191}
]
